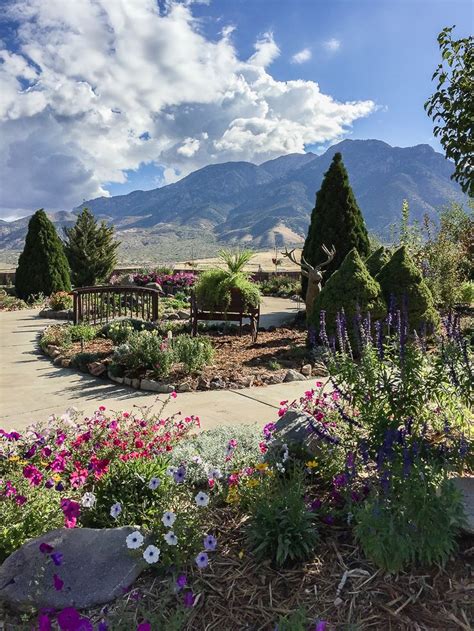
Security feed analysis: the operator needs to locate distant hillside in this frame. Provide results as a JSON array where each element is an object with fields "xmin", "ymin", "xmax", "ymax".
[{"xmin": 0, "ymin": 139, "xmax": 467, "ymax": 263}]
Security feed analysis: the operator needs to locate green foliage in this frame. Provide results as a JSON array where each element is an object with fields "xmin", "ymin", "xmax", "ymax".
[
  {"xmin": 49, "ymin": 291, "xmax": 73, "ymax": 311},
  {"xmin": 70, "ymin": 351, "xmax": 110, "ymax": 371},
  {"xmin": 246, "ymin": 469, "xmax": 318, "ymax": 567},
  {"xmin": 172, "ymin": 334, "xmax": 214, "ymax": 372},
  {"xmin": 170, "ymin": 424, "xmax": 263, "ymax": 487},
  {"xmin": 310, "ymin": 248, "xmax": 386, "ymax": 336},
  {"xmin": 15, "ymin": 209, "xmax": 71, "ymax": 300},
  {"xmin": 83, "ymin": 458, "xmax": 170, "ymax": 529},
  {"xmin": 64, "ymin": 208, "xmax": 120, "ymax": 287},
  {"xmin": 274, "ymin": 608, "xmax": 309, "ymax": 631},
  {"xmin": 365, "ymin": 246, "xmax": 391, "ymax": 277},
  {"xmin": 0, "ymin": 289, "xmax": 30, "ymax": 311},
  {"xmin": 459, "ymin": 280, "xmax": 474, "ymax": 305},
  {"xmin": 113, "ymin": 330, "xmax": 174, "ymax": 378},
  {"xmin": 376, "ymin": 246, "xmax": 439, "ymax": 332},
  {"xmin": 425, "ymin": 26, "xmax": 474, "ymax": 196},
  {"xmin": 259, "ymin": 274, "xmax": 301, "ymax": 297},
  {"xmin": 40, "ymin": 324, "xmax": 72, "ymax": 350},
  {"xmin": 354, "ymin": 472, "xmax": 465, "ymax": 572},
  {"xmin": 68, "ymin": 323, "xmax": 100, "ymax": 342},
  {"xmin": 218, "ymin": 248, "xmax": 255, "ymax": 273},
  {"xmin": 195, "ymin": 268, "xmax": 261, "ymax": 311},
  {"xmin": 302, "ymin": 152, "xmax": 370, "ymax": 295}
]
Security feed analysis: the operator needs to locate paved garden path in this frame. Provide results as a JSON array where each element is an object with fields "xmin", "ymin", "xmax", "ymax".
[{"xmin": 0, "ymin": 298, "xmax": 317, "ymax": 432}]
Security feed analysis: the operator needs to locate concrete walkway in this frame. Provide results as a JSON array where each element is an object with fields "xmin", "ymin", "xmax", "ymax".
[{"xmin": 0, "ymin": 299, "xmax": 314, "ymax": 432}]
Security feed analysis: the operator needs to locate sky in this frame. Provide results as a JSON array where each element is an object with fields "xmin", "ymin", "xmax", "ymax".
[{"xmin": 0, "ymin": 0, "xmax": 471, "ymax": 219}]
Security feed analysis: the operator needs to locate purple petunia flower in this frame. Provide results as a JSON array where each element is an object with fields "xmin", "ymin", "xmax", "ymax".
[
  {"xmin": 39, "ymin": 543, "xmax": 54, "ymax": 554},
  {"xmin": 53, "ymin": 574, "xmax": 64, "ymax": 591},
  {"xmin": 176, "ymin": 574, "xmax": 187, "ymax": 590},
  {"xmin": 195, "ymin": 551, "xmax": 209, "ymax": 569},
  {"xmin": 203, "ymin": 534, "xmax": 217, "ymax": 551},
  {"xmin": 183, "ymin": 591, "xmax": 195, "ymax": 608},
  {"xmin": 51, "ymin": 552, "xmax": 63, "ymax": 566},
  {"xmin": 173, "ymin": 465, "xmax": 186, "ymax": 483}
]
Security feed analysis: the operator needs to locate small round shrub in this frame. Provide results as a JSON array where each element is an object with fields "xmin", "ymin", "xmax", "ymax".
[
  {"xmin": 173, "ymin": 334, "xmax": 214, "ymax": 373},
  {"xmin": 49, "ymin": 291, "xmax": 73, "ymax": 311}
]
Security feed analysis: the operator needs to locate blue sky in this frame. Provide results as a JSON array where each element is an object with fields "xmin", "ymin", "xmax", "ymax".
[{"xmin": 0, "ymin": 0, "xmax": 471, "ymax": 217}]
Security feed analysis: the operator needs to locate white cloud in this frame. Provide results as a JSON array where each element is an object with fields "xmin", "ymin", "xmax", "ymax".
[
  {"xmin": 323, "ymin": 38, "xmax": 341, "ymax": 52},
  {"xmin": 0, "ymin": 1, "xmax": 374, "ymax": 218},
  {"xmin": 291, "ymin": 48, "xmax": 312, "ymax": 64}
]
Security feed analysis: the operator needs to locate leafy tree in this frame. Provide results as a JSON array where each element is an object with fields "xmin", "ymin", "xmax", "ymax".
[
  {"xmin": 15, "ymin": 210, "xmax": 71, "ymax": 300},
  {"xmin": 425, "ymin": 26, "xmax": 474, "ymax": 196},
  {"xmin": 302, "ymin": 152, "xmax": 370, "ymax": 295},
  {"xmin": 365, "ymin": 246, "xmax": 391, "ymax": 277},
  {"xmin": 64, "ymin": 208, "xmax": 120, "ymax": 287},
  {"xmin": 310, "ymin": 248, "xmax": 386, "ymax": 337},
  {"xmin": 376, "ymin": 246, "xmax": 439, "ymax": 332}
]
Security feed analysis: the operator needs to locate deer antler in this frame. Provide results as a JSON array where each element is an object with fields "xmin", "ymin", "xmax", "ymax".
[
  {"xmin": 314, "ymin": 244, "xmax": 336, "ymax": 272},
  {"xmin": 281, "ymin": 247, "xmax": 313, "ymax": 277}
]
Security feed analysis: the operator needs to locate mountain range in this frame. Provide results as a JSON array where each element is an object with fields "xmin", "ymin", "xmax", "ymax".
[{"xmin": 0, "ymin": 139, "xmax": 467, "ymax": 263}]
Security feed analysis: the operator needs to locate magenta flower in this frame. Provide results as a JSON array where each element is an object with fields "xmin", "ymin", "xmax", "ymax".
[
  {"xmin": 15, "ymin": 494, "xmax": 27, "ymax": 505},
  {"xmin": 23, "ymin": 464, "xmax": 43, "ymax": 486},
  {"xmin": 53, "ymin": 574, "xmax": 64, "ymax": 591},
  {"xmin": 176, "ymin": 574, "xmax": 187, "ymax": 589},
  {"xmin": 39, "ymin": 543, "xmax": 54, "ymax": 554},
  {"xmin": 136, "ymin": 623, "xmax": 151, "ymax": 631},
  {"xmin": 183, "ymin": 590, "xmax": 195, "ymax": 608},
  {"xmin": 60, "ymin": 498, "xmax": 81, "ymax": 528},
  {"xmin": 315, "ymin": 622, "xmax": 328, "ymax": 631},
  {"xmin": 38, "ymin": 613, "xmax": 52, "ymax": 631},
  {"xmin": 57, "ymin": 607, "xmax": 80, "ymax": 630}
]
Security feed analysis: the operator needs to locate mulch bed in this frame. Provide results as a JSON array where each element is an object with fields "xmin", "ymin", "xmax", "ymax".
[{"xmin": 54, "ymin": 328, "xmax": 318, "ymax": 390}]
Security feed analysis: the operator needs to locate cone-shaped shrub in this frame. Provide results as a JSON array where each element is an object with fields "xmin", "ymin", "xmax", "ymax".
[
  {"xmin": 376, "ymin": 246, "xmax": 439, "ymax": 332},
  {"xmin": 365, "ymin": 246, "xmax": 391, "ymax": 277},
  {"xmin": 15, "ymin": 210, "xmax": 71, "ymax": 300},
  {"xmin": 310, "ymin": 248, "xmax": 386, "ymax": 336},
  {"xmin": 302, "ymin": 152, "xmax": 370, "ymax": 296}
]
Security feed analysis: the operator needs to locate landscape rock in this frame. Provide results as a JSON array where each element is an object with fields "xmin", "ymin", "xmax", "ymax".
[
  {"xmin": 145, "ymin": 282, "xmax": 162, "ymax": 292},
  {"xmin": 88, "ymin": 361, "xmax": 106, "ymax": 377},
  {"xmin": 301, "ymin": 364, "xmax": 312, "ymax": 377},
  {"xmin": 210, "ymin": 377, "xmax": 226, "ymax": 389},
  {"xmin": 273, "ymin": 410, "xmax": 320, "ymax": 455},
  {"xmin": 283, "ymin": 369, "xmax": 306, "ymax": 382},
  {"xmin": 108, "ymin": 370, "xmax": 124, "ymax": 384},
  {"xmin": 197, "ymin": 377, "xmax": 210, "ymax": 390},
  {"xmin": 177, "ymin": 309, "xmax": 190, "ymax": 320},
  {"xmin": 312, "ymin": 362, "xmax": 329, "ymax": 377},
  {"xmin": 124, "ymin": 377, "xmax": 140, "ymax": 389},
  {"xmin": 167, "ymin": 313, "xmax": 180, "ymax": 320},
  {"xmin": 451, "ymin": 476, "xmax": 474, "ymax": 534},
  {"xmin": 141, "ymin": 379, "xmax": 175, "ymax": 393},
  {"xmin": 0, "ymin": 527, "xmax": 144, "ymax": 611},
  {"xmin": 61, "ymin": 358, "xmax": 71, "ymax": 368},
  {"xmin": 50, "ymin": 348, "xmax": 61, "ymax": 359},
  {"xmin": 177, "ymin": 382, "xmax": 192, "ymax": 392},
  {"xmin": 53, "ymin": 356, "xmax": 63, "ymax": 366}
]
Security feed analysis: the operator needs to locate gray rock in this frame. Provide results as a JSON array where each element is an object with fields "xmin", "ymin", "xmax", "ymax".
[
  {"xmin": 312, "ymin": 362, "xmax": 328, "ymax": 377},
  {"xmin": 0, "ymin": 527, "xmax": 144, "ymax": 611},
  {"xmin": 145, "ymin": 282, "xmax": 162, "ymax": 292},
  {"xmin": 177, "ymin": 309, "xmax": 190, "ymax": 320},
  {"xmin": 88, "ymin": 361, "xmax": 106, "ymax": 376},
  {"xmin": 210, "ymin": 378, "xmax": 226, "ymax": 389},
  {"xmin": 197, "ymin": 377, "xmax": 210, "ymax": 390},
  {"xmin": 177, "ymin": 382, "xmax": 192, "ymax": 392},
  {"xmin": 273, "ymin": 410, "xmax": 320, "ymax": 455},
  {"xmin": 53, "ymin": 356, "xmax": 63, "ymax": 366},
  {"xmin": 283, "ymin": 369, "xmax": 306, "ymax": 382},
  {"xmin": 451, "ymin": 476, "xmax": 474, "ymax": 534},
  {"xmin": 140, "ymin": 379, "xmax": 174, "ymax": 393},
  {"xmin": 61, "ymin": 359, "xmax": 71, "ymax": 368},
  {"xmin": 123, "ymin": 377, "xmax": 140, "ymax": 389},
  {"xmin": 301, "ymin": 364, "xmax": 312, "ymax": 377},
  {"xmin": 49, "ymin": 348, "xmax": 61, "ymax": 359},
  {"xmin": 108, "ymin": 370, "xmax": 124, "ymax": 384}
]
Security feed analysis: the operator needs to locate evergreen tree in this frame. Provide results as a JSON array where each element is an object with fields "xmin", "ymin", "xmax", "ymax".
[
  {"xmin": 365, "ymin": 246, "xmax": 391, "ymax": 277},
  {"xmin": 64, "ymin": 208, "xmax": 120, "ymax": 287},
  {"xmin": 302, "ymin": 152, "xmax": 370, "ymax": 296},
  {"xmin": 376, "ymin": 246, "xmax": 439, "ymax": 332},
  {"xmin": 310, "ymin": 248, "xmax": 386, "ymax": 337},
  {"xmin": 15, "ymin": 209, "xmax": 71, "ymax": 300}
]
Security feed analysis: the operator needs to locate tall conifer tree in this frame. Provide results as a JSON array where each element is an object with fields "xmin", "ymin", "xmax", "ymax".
[
  {"xmin": 64, "ymin": 208, "xmax": 120, "ymax": 287},
  {"xmin": 302, "ymin": 152, "xmax": 370, "ymax": 295},
  {"xmin": 15, "ymin": 209, "xmax": 71, "ymax": 299}
]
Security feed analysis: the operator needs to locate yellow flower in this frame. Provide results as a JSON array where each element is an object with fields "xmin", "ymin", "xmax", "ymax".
[
  {"xmin": 19, "ymin": 460, "xmax": 28, "ymax": 466},
  {"xmin": 255, "ymin": 463, "xmax": 268, "ymax": 472},
  {"xmin": 52, "ymin": 474, "xmax": 62, "ymax": 483},
  {"xmin": 40, "ymin": 461, "xmax": 49, "ymax": 467},
  {"xmin": 8, "ymin": 456, "xmax": 20, "ymax": 462},
  {"xmin": 306, "ymin": 460, "xmax": 318, "ymax": 469},
  {"xmin": 226, "ymin": 487, "xmax": 240, "ymax": 504}
]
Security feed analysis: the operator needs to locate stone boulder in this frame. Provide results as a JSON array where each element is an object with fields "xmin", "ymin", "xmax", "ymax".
[
  {"xmin": 273, "ymin": 410, "xmax": 321, "ymax": 456},
  {"xmin": 451, "ymin": 476, "xmax": 474, "ymax": 534},
  {"xmin": 0, "ymin": 527, "xmax": 144, "ymax": 611},
  {"xmin": 283, "ymin": 369, "xmax": 306, "ymax": 382}
]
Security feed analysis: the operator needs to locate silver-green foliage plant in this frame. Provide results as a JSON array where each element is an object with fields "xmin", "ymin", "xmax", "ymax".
[
  {"xmin": 113, "ymin": 331, "xmax": 174, "ymax": 378},
  {"xmin": 172, "ymin": 334, "xmax": 214, "ymax": 373},
  {"xmin": 170, "ymin": 424, "xmax": 262, "ymax": 487}
]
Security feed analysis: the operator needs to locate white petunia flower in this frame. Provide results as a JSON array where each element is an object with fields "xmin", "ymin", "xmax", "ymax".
[
  {"xmin": 195, "ymin": 491, "xmax": 209, "ymax": 507},
  {"xmin": 166, "ymin": 466, "xmax": 177, "ymax": 477},
  {"xmin": 126, "ymin": 531, "xmax": 144, "ymax": 549},
  {"xmin": 81, "ymin": 492, "xmax": 96, "ymax": 508},
  {"xmin": 143, "ymin": 545, "xmax": 160, "ymax": 564},
  {"xmin": 210, "ymin": 467, "xmax": 222, "ymax": 480},
  {"xmin": 110, "ymin": 502, "xmax": 122, "ymax": 518},
  {"xmin": 161, "ymin": 511, "xmax": 176, "ymax": 527},
  {"xmin": 192, "ymin": 455, "xmax": 203, "ymax": 465},
  {"xmin": 148, "ymin": 477, "xmax": 161, "ymax": 490},
  {"xmin": 164, "ymin": 531, "xmax": 178, "ymax": 546}
]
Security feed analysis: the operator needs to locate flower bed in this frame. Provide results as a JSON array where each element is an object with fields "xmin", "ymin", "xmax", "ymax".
[
  {"xmin": 132, "ymin": 271, "xmax": 197, "ymax": 294},
  {"xmin": 39, "ymin": 321, "xmax": 323, "ymax": 391}
]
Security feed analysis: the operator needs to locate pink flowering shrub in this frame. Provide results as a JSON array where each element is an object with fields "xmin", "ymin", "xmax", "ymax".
[{"xmin": 132, "ymin": 271, "xmax": 196, "ymax": 293}]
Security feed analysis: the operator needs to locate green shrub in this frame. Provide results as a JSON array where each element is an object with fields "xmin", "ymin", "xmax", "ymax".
[
  {"xmin": 354, "ymin": 472, "xmax": 465, "ymax": 573},
  {"xmin": 310, "ymin": 248, "xmax": 386, "ymax": 337},
  {"xmin": 365, "ymin": 246, "xmax": 390, "ymax": 277},
  {"xmin": 246, "ymin": 469, "xmax": 318, "ymax": 567},
  {"xmin": 113, "ymin": 331, "xmax": 174, "ymax": 377},
  {"xmin": 40, "ymin": 324, "xmax": 72, "ymax": 350},
  {"xmin": 195, "ymin": 269, "xmax": 261, "ymax": 311},
  {"xmin": 70, "ymin": 351, "xmax": 110, "ymax": 371},
  {"xmin": 459, "ymin": 280, "xmax": 474, "ymax": 305},
  {"xmin": 172, "ymin": 334, "xmax": 214, "ymax": 373},
  {"xmin": 105, "ymin": 320, "xmax": 135, "ymax": 344},
  {"xmin": 15, "ymin": 209, "xmax": 71, "ymax": 300},
  {"xmin": 68, "ymin": 323, "xmax": 99, "ymax": 343},
  {"xmin": 259, "ymin": 275, "xmax": 301, "ymax": 297},
  {"xmin": 83, "ymin": 457, "xmax": 170, "ymax": 529},
  {"xmin": 49, "ymin": 291, "xmax": 73, "ymax": 311},
  {"xmin": 376, "ymin": 246, "xmax": 439, "ymax": 332}
]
